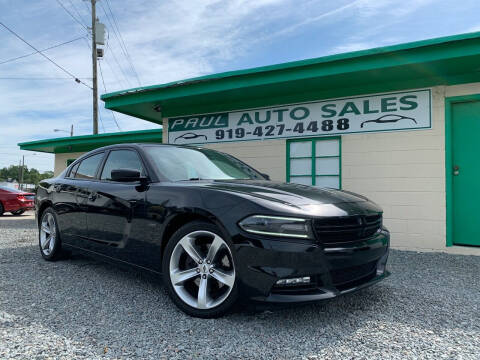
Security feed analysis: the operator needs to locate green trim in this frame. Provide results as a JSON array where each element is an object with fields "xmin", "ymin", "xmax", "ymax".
[
  {"xmin": 445, "ymin": 93, "xmax": 480, "ymax": 247},
  {"xmin": 101, "ymin": 32, "xmax": 480, "ymax": 120},
  {"xmin": 102, "ymin": 31, "xmax": 480, "ymax": 100},
  {"xmin": 286, "ymin": 136, "xmax": 341, "ymax": 189},
  {"xmin": 66, "ymin": 159, "xmax": 76, "ymax": 166},
  {"xmin": 18, "ymin": 128, "xmax": 163, "ymax": 154},
  {"xmin": 290, "ymin": 155, "xmax": 340, "ymax": 159}
]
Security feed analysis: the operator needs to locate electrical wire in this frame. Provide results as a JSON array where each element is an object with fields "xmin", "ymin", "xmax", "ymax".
[
  {"xmin": 0, "ymin": 21, "xmax": 93, "ymax": 89},
  {"xmin": 67, "ymin": 0, "xmax": 89, "ymax": 27},
  {"xmin": 102, "ymin": 0, "xmax": 141, "ymax": 86},
  {"xmin": 106, "ymin": 42, "xmax": 133, "ymax": 88},
  {"xmin": 98, "ymin": 102, "xmax": 106, "ymax": 133},
  {"xmin": 0, "ymin": 36, "xmax": 86, "ymax": 65},
  {"xmin": 0, "ymin": 77, "xmax": 91, "ymax": 80},
  {"xmin": 55, "ymin": 0, "xmax": 88, "ymax": 31},
  {"xmin": 98, "ymin": 61, "xmax": 122, "ymax": 131}
]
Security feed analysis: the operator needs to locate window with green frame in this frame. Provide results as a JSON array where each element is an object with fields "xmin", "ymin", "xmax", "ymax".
[
  {"xmin": 66, "ymin": 159, "xmax": 77, "ymax": 166},
  {"xmin": 286, "ymin": 137, "xmax": 341, "ymax": 189}
]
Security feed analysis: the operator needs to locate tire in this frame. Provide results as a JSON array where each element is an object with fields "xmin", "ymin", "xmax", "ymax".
[
  {"xmin": 162, "ymin": 221, "xmax": 238, "ymax": 318},
  {"xmin": 11, "ymin": 210, "xmax": 25, "ymax": 216},
  {"xmin": 0, "ymin": 202, "xmax": 4, "ymax": 216},
  {"xmin": 38, "ymin": 208, "xmax": 62, "ymax": 261}
]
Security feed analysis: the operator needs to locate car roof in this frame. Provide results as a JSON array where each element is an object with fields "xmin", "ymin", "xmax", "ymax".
[{"xmin": 89, "ymin": 143, "xmax": 201, "ymax": 153}]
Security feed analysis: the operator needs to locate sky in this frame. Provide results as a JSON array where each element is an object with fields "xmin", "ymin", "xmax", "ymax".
[{"xmin": 1, "ymin": 0, "xmax": 479, "ymax": 172}]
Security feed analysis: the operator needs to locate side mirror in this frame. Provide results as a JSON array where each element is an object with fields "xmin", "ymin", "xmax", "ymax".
[
  {"xmin": 110, "ymin": 169, "xmax": 145, "ymax": 183},
  {"xmin": 261, "ymin": 173, "xmax": 270, "ymax": 180}
]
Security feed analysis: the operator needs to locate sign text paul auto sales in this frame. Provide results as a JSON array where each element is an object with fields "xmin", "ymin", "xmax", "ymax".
[{"xmin": 167, "ymin": 89, "xmax": 431, "ymax": 144}]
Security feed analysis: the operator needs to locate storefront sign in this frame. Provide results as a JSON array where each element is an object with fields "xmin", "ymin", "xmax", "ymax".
[{"xmin": 167, "ymin": 89, "xmax": 431, "ymax": 144}]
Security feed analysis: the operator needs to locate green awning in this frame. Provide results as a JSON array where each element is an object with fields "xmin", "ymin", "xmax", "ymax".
[
  {"xmin": 101, "ymin": 31, "xmax": 480, "ymax": 122},
  {"xmin": 18, "ymin": 128, "xmax": 162, "ymax": 154}
]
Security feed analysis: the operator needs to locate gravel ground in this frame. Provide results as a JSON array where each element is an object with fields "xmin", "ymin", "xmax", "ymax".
[{"xmin": 0, "ymin": 212, "xmax": 479, "ymax": 360}]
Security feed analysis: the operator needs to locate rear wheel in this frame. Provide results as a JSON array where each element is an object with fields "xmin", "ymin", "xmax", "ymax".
[
  {"xmin": 0, "ymin": 202, "xmax": 3, "ymax": 216},
  {"xmin": 162, "ymin": 221, "xmax": 238, "ymax": 318},
  {"xmin": 39, "ymin": 208, "xmax": 62, "ymax": 261},
  {"xmin": 11, "ymin": 210, "xmax": 25, "ymax": 216}
]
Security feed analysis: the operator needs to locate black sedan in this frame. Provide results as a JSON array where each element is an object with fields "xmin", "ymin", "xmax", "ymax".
[{"xmin": 35, "ymin": 144, "xmax": 390, "ymax": 318}]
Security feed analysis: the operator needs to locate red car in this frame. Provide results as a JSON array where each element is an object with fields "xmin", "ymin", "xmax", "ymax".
[{"xmin": 0, "ymin": 186, "xmax": 35, "ymax": 215}]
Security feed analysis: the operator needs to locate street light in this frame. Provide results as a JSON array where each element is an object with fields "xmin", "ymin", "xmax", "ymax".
[{"xmin": 54, "ymin": 124, "xmax": 74, "ymax": 136}]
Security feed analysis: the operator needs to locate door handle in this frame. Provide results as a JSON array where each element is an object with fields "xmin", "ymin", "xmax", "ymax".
[{"xmin": 453, "ymin": 165, "xmax": 460, "ymax": 176}]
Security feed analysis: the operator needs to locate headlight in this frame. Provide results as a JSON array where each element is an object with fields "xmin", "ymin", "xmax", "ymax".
[{"xmin": 238, "ymin": 215, "xmax": 313, "ymax": 239}]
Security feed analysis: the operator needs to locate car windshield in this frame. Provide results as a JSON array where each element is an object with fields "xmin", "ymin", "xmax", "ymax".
[{"xmin": 145, "ymin": 146, "xmax": 264, "ymax": 181}]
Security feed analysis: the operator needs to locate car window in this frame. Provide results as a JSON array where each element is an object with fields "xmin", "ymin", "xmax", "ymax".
[
  {"xmin": 74, "ymin": 153, "xmax": 104, "ymax": 180},
  {"xmin": 100, "ymin": 150, "xmax": 144, "ymax": 181},
  {"xmin": 67, "ymin": 162, "xmax": 80, "ymax": 178}
]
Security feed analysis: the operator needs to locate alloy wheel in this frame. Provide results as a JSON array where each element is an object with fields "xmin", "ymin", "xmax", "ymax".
[
  {"xmin": 169, "ymin": 230, "xmax": 235, "ymax": 310},
  {"xmin": 40, "ymin": 213, "xmax": 56, "ymax": 256}
]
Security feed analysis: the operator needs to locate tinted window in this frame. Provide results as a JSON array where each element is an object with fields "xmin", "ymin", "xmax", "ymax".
[
  {"xmin": 74, "ymin": 153, "xmax": 104, "ymax": 180},
  {"xmin": 101, "ymin": 150, "xmax": 144, "ymax": 180},
  {"xmin": 68, "ymin": 162, "xmax": 80, "ymax": 178},
  {"xmin": 145, "ymin": 146, "xmax": 263, "ymax": 181}
]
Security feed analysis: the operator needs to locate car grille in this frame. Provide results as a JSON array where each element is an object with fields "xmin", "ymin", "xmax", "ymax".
[
  {"xmin": 313, "ymin": 214, "xmax": 382, "ymax": 246},
  {"xmin": 330, "ymin": 261, "xmax": 378, "ymax": 289}
]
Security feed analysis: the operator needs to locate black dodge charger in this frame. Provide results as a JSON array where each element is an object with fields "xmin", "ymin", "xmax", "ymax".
[{"xmin": 36, "ymin": 143, "xmax": 390, "ymax": 318}]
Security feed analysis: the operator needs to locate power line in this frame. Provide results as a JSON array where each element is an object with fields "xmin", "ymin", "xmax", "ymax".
[
  {"xmin": 0, "ymin": 21, "xmax": 93, "ymax": 89},
  {"xmin": 76, "ymin": 0, "xmax": 132, "ymax": 89},
  {"xmin": 102, "ymin": 0, "xmax": 141, "ymax": 86},
  {"xmin": 0, "ymin": 36, "xmax": 86, "ymax": 65},
  {"xmin": 106, "ymin": 42, "xmax": 133, "ymax": 87},
  {"xmin": 104, "ymin": 56, "xmax": 127, "ymax": 88},
  {"xmin": 67, "ymin": 0, "xmax": 89, "ymax": 27},
  {"xmin": 55, "ymin": 0, "xmax": 88, "ymax": 31},
  {"xmin": 82, "ymin": 0, "xmax": 91, "ymax": 15},
  {"xmin": 0, "ymin": 77, "xmax": 91, "ymax": 80},
  {"xmin": 98, "ymin": 61, "xmax": 122, "ymax": 131}
]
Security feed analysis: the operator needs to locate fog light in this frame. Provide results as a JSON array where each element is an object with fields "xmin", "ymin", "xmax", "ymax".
[{"xmin": 276, "ymin": 276, "xmax": 311, "ymax": 286}]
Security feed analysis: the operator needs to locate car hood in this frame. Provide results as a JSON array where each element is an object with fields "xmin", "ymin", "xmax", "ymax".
[
  {"xmin": 183, "ymin": 179, "xmax": 381, "ymax": 216},
  {"xmin": 201, "ymin": 180, "xmax": 364, "ymax": 203}
]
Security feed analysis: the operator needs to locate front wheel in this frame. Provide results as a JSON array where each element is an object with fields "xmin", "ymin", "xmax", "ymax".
[
  {"xmin": 162, "ymin": 221, "xmax": 238, "ymax": 318},
  {"xmin": 39, "ymin": 208, "xmax": 62, "ymax": 261}
]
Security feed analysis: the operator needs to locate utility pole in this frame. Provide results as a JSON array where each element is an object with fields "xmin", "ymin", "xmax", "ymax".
[
  {"xmin": 91, "ymin": 0, "xmax": 98, "ymax": 134},
  {"xmin": 18, "ymin": 160, "xmax": 21, "ymax": 189},
  {"xmin": 70, "ymin": 124, "xmax": 74, "ymax": 137},
  {"xmin": 20, "ymin": 156, "xmax": 25, "ymax": 190}
]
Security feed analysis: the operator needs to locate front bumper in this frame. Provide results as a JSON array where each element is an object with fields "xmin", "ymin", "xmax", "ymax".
[{"xmin": 233, "ymin": 229, "xmax": 390, "ymax": 303}]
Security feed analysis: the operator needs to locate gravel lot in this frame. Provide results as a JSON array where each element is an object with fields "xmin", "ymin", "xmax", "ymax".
[{"xmin": 0, "ymin": 213, "xmax": 479, "ymax": 359}]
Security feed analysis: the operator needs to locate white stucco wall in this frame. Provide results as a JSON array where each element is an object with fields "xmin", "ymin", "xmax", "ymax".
[
  {"xmin": 54, "ymin": 152, "xmax": 85, "ymax": 176},
  {"xmin": 341, "ymin": 86, "xmax": 447, "ymax": 252}
]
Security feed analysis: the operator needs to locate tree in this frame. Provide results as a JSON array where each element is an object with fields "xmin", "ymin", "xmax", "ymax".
[{"xmin": 0, "ymin": 165, "xmax": 53, "ymax": 185}]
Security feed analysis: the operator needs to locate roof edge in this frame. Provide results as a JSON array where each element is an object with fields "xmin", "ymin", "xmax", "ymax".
[
  {"xmin": 101, "ymin": 31, "xmax": 480, "ymax": 101},
  {"xmin": 18, "ymin": 128, "xmax": 162, "ymax": 148}
]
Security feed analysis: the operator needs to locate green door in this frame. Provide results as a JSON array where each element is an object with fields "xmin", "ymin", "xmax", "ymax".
[{"xmin": 451, "ymin": 100, "xmax": 480, "ymax": 246}]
